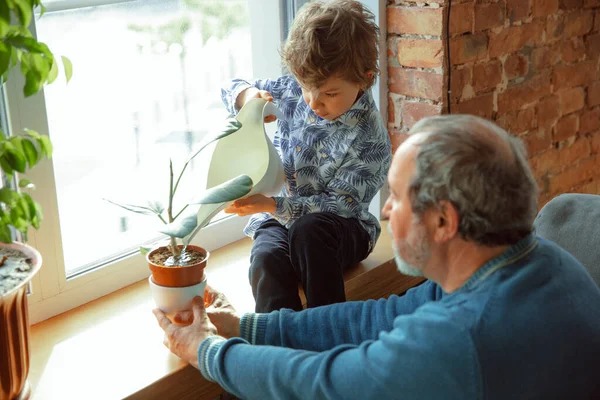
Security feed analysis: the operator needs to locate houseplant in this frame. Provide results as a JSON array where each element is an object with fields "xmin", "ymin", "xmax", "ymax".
[
  {"xmin": 108, "ymin": 97, "xmax": 284, "ymax": 314},
  {"xmin": 0, "ymin": 1, "xmax": 72, "ymax": 399}
]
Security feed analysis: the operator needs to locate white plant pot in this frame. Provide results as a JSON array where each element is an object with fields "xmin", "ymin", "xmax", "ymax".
[{"xmin": 148, "ymin": 276, "xmax": 207, "ymax": 314}]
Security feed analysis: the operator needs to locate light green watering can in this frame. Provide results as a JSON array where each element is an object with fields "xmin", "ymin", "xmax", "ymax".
[{"xmin": 178, "ymin": 97, "xmax": 285, "ymax": 245}]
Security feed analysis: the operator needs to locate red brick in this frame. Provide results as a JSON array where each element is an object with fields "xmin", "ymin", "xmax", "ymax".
[
  {"xmin": 554, "ymin": 114, "xmax": 579, "ymax": 142},
  {"xmin": 390, "ymin": 132, "xmax": 409, "ymax": 153},
  {"xmin": 562, "ymin": 38, "xmax": 586, "ymax": 63},
  {"xmin": 388, "ymin": 95, "xmax": 397, "ymax": 128},
  {"xmin": 537, "ymin": 95, "xmax": 561, "ymax": 129},
  {"xmin": 586, "ymin": 34, "xmax": 600, "ymax": 60},
  {"xmin": 504, "ymin": 53, "xmax": 529, "ymax": 79},
  {"xmin": 496, "ymin": 107, "xmax": 537, "ymax": 134},
  {"xmin": 592, "ymin": 131, "xmax": 600, "ymax": 154},
  {"xmin": 397, "ymin": 39, "xmax": 443, "ymax": 68},
  {"xmin": 475, "ymin": 2, "xmax": 506, "ymax": 31},
  {"xmin": 589, "ymin": 82, "xmax": 600, "ymax": 107},
  {"xmin": 402, "ymin": 101, "xmax": 443, "ymax": 129},
  {"xmin": 472, "ymin": 60, "xmax": 503, "ymax": 93},
  {"xmin": 552, "ymin": 61, "xmax": 598, "ymax": 91},
  {"xmin": 389, "ymin": 67, "xmax": 444, "ymax": 101},
  {"xmin": 559, "ymin": 0, "xmax": 584, "ymax": 9},
  {"xmin": 546, "ymin": 15, "xmax": 565, "ymax": 43},
  {"xmin": 450, "ymin": 33, "xmax": 488, "ymax": 65},
  {"xmin": 508, "ymin": 0, "xmax": 531, "ymax": 22},
  {"xmin": 564, "ymin": 11, "xmax": 594, "ymax": 38},
  {"xmin": 449, "ymin": 2, "xmax": 474, "ymax": 35},
  {"xmin": 532, "ymin": 45, "xmax": 562, "ymax": 69},
  {"xmin": 455, "ymin": 93, "xmax": 495, "ymax": 119},
  {"xmin": 558, "ymin": 87, "xmax": 586, "ymax": 115},
  {"xmin": 580, "ymin": 107, "xmax": 600, "ymax": 133},
  {"xmin": 498, "ymin": 71, "xmax": 553, "ymax": 114},
  {"xmin": 558, "ymin": 136, "xmax": 592, "ymax": 165},
  {"xmin": 489, "ymin": 22, "xmax": 544, "ymax": 58},
  {"xmin": 533, "ymin": 148, "xmax": 561, "ymax": 174},
  {"xmin": 533, "ymin": 0, "xmax": 559, "ymax": 18},
  {"xmin": 450, "ymin": 65, "xmax": 473, "ymax": 101},
  {"xmin": 524, "ymin": 128, "xmax": 552, "ymax": 155},
  {"xmin": 549, "ymin": 158, "xmax": 596, "ymax": 195},
  {"xmin": 387, "ymin": 7, "xmax": 444, "ymax": 36}
]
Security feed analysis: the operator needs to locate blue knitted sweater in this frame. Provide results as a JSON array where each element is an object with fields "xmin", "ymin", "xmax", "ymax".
[{"xmin": 198, "ymin": 236, "xmax": 600, "ymax": 399}]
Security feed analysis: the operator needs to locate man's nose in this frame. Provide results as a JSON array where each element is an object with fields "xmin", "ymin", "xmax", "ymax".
[{"xmin": 382, "ymin": 197, "xmax": 391, "ymax": 217}]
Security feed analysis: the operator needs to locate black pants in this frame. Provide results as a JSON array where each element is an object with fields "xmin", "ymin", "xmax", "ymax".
[{"xmin": 249, "ymin": 212, "xmax": 370, "ymax": 312}]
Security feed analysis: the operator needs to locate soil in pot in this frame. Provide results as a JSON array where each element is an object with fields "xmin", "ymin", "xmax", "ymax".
[
  {"xmin": 0, "ymin": 247, "xmax": 35, "ymax": 296},
  {"xmin": 148, "ymin": 245, "xmax": 208, "ymax": 288}
]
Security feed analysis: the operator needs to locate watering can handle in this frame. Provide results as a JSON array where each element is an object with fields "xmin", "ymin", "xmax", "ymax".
[{"xmin": 263, "ymin": 100, "xmax": 284, "ymax": 121}]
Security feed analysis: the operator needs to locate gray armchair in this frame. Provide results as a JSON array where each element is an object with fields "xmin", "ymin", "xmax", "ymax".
[{"xmin": 533, "ymin": 193, "xmax": 600, "ymax": 287}]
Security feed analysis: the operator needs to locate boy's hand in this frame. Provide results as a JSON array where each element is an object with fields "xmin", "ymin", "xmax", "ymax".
[
  {"xmin": 237, "ymin": 87, "xmax": 277, "ymax": 123},
  {"xmin": 224, "ymin": 194, "xmax": 276, "ymax": 216}
]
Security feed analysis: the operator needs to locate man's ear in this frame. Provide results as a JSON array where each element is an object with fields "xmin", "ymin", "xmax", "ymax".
[{"xmin": 432, "ymin": 201, "xmax": 459, "ymax": 243}]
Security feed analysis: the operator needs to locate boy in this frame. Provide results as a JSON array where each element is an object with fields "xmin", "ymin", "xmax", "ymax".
[{"xmin": 222, "ymin": 0, "xmax": 391, "ymax": 313}]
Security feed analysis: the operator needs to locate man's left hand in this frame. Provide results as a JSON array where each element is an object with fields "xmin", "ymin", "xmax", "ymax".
[
  {"xmin": 224, "ymin": 194, "xmax": 276, "ymax": 216},
  {"xmin": 153, "ymin": 296, "xmax": 218, "ymax": 369}
]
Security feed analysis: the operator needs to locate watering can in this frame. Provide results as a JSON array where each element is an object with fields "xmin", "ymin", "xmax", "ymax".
[{"xmin": 180, "ymin": 97, "xmax": 285, "ymax": 244}]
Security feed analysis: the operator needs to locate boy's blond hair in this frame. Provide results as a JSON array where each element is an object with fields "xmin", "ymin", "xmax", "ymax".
[{"xmin": 281, "ymin": 0, "xmax": 379, "ymax": 90}]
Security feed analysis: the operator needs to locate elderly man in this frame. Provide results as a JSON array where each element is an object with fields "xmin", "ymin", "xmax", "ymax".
[{"xmin": 154, "ymin": 115, "xmax": 600, "ymax": 399}]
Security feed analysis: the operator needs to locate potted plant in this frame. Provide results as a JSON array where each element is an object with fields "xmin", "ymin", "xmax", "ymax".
[
  {"xmin": 0, "ymin": 1, "xmax": 72, "ymax": 399},
  {"xmin": 108, "ymin": 97, "xmax": 285, "ymax": 314},
  {"xmin": 107, "ymin": 118, "xmax": 255, "ymax": 314}
]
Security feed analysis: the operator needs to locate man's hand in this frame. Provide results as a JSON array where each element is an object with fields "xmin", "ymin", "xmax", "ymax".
[
  {"xmin": 224, "ymin": 194, "xmax": 276, "ymax": 216},
  {"xmin": 174, "ymin": 286, "xmax": 241, "ymax": 339},
  {"xmin": 237, "ymin": 87, "xmax": 277, "ymax": 123},
  {"xmin": 152, "ymin": 296, "xmax": 218, "ymax": 369}
]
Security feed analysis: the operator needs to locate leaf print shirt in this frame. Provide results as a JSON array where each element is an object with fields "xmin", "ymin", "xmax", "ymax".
[{"xmin": 221, "ymin": 75, "xmax": 392, "ymax": 252}]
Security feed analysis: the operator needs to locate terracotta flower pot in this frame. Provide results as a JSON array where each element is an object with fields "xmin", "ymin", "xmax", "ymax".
[
  {"xmin": 147, "ymin": 245, "xmax": 209, "ymax": 288},
  {"xmin": 0, "ymin": 242, "xmax": 42, "ymax": 400},
  {"xmin": 147, "ymin": 245, "xmax": 209, "ymax": 313}
]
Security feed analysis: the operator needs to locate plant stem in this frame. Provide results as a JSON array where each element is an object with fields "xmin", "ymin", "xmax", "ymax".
[{"xmin": 167, "ymin": 160, "xmax": 180, "ymax": 257}]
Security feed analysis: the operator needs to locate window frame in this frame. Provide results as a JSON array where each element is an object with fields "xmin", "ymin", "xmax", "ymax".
[
  {"xmin": 4, "ymin": 0, "xmax": 284, "ymax": 324},
  {"xmin": 6, "ymin": 0, "xmax": 386, "ymax": 325}
]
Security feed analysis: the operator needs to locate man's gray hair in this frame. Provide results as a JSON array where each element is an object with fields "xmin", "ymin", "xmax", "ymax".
[{"xmin": 408, "ymin": 114, "xmax": 539, "ymax": 246}]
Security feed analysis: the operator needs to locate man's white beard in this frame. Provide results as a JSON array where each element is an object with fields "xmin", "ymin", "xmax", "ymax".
[
  {"xmin": 392, "ymin": 241, "xmax": 424, "ymax": 277},
  {"xmin": 389, "ymin": 219, "xmax": 429, "ymax": 277}
]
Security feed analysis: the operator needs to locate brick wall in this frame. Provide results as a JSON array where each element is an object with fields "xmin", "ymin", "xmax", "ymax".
[{"xmin": 387, "ymin": 0, "xmax": 600, "ymax": 206}]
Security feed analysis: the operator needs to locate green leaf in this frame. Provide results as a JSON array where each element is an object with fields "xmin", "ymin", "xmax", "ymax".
[
  {"xmin": 5, "ymin": 34, "xmax": 51, "ymax": 57},
  {"xmin": 0, "ymin": 187, "xmax": 19, "ymax": 204},
  {"xmin": 139, "ymin": 245, "xmax": 152, "ymax": 255},
  {"xmin": 24, "ymin": 128, "xmax": 41, "ymax": 139},
  {"xmin": 5, "ymin": 140, "xmax": 27, "ymax": 172},
  {"xmin": 0, "ymin": 1, "xmax": 10, "ymax": 26},
  {"xmin": 191, "ymin": 174, "xmax": 253, "ymax": 205},
  {"xmin": 158, "ymin": 213, "xmax": 198, "ymax": 239},
  {"xmin": 47, "ymin": 57, "xmax": 58, "ymax": 84},
  {"xmin": 0, "ymin": 222, "xmax": 11, "ymax": 243},
  {"xmin": 38, "ymin": 135, "xmax": 52, "ymax": 157},
  {"xmin": 13, "ymin": 0, "xmax": 33, "ymax": 27},
  {"xmin": 19, "ymin": 178, "xmax": 33, "ymax": 188},
  {"xmin": 104, "ymin": 198, "xmax": 157, "ymax": 216},
  {"xmin": 146, "ymin": 200, "xmax": 164, "ymax": 215},
  {"xmin": 21, "ymin": 138, "xmax": 38, "ymax": 166},
  {"xmin": 0, "ymin": 157, "xmax": 14, "ymax": 178},
  {"xmin": 0, "ymin": 43, "xmax": 11, "ymax": 77},
  {"xmin": 61, "ymin": 55, "xmax": 72, "ymax": 82}
]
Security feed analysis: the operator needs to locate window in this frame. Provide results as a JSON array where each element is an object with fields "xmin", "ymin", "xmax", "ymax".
[
  {"xmin": 6, "ymin": 0, "xmax": 385, "ymax": 324},
  {"xmin": 5, "ymin": 0, "xmax": 283, "ymax": 324}
]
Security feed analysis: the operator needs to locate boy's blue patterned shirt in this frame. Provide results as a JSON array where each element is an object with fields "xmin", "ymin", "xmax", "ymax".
[{"xmin": 221, "ymin": 75, "xmax": 391, "ymax": 251}]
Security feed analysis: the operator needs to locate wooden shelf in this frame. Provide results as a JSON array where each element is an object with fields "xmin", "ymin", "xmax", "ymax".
[{"xmin": 28, "ymin": 220, "xmax": 423, "ymax": 400}]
